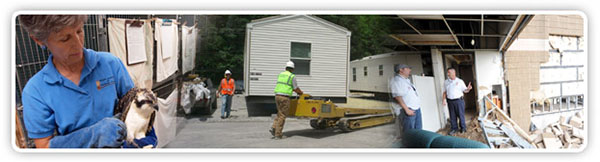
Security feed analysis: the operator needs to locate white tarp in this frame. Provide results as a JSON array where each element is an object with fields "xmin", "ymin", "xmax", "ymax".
[
  {"xmin": 412, "ymin": 75, "xmax": 443, "ymax": 132},
  {"xmin": 180, "ymin": 82, "xmax": 211, "ymax": 114},
  {"xmin": 155, "ymin": 19, "xmax": 179, "ymax": 82},
  {"xmin": 108, "ymin": 18, "xmax": 154, "ymax": 88},
  {"xmin": 154, "ymin": 89, "xmax": 178, "ymax": 148},
  {"xmin": 181, "ymin": 26, "xmax": 198, "ymax": 73}
]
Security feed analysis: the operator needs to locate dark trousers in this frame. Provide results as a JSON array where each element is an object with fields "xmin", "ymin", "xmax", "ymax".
[{"xmin": 447, "ymin": 99, "xmax": 466, "ymax": 131}]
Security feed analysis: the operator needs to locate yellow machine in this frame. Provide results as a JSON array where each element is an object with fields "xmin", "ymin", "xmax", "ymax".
[{"xmin": 289, "ymin": 94, "xmax": 394, "ymax": 132}]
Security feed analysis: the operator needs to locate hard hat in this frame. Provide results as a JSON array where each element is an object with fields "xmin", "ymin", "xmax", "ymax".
[
  {"xmin": 286, "ymin": 61, "xmax": 295, "ymax": 68},
  {"xmin": 225, "ymin": 70, "xmax": 232, "ymax": 75}
]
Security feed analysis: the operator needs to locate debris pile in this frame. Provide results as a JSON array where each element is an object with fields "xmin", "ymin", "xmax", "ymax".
[
  {"xmin": 478, "ymin": 96, "xmax": 537, "ymax": 149},
  {"xmin": 437, "ymin": 117, "xmax": 486, "ymax": 144},
  {"xmin": 529, "ymin": 112, "xmax": 585, "ymax": 149}
]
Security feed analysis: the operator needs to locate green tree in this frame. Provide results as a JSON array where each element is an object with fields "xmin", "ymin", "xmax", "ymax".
[
  {"xmin": 319, "ymin": 15, "xmax": 393, "ymax": 60},
  {"xmin": 195, "ymin": 15, "xmax": 270, "ymax": 83}
]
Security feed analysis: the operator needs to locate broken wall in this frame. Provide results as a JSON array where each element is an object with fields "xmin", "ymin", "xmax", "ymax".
[
  {"xmin": 505, "ymin": 14, "xmax": 584, "ymax": 131},
  {"xmin": 475, "ymin": 51, "xmax": 503, "ymax": 100}
]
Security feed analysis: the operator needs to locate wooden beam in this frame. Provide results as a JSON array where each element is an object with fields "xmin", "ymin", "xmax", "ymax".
[
  {"xmin": 502, "ymin": 15, "xmax": 534, "ymax": 52},
  {"xmin": 488, "ymin": 101, "xmax": 537, "ymax": 147},
  {"xmin": 499, "ymin": 15, "xmax": 522, "ymax": 51},
  {"xmin": 397, "ymin": 15, "xmax": 445, "ymax": 20},
  {"xmin": 439, "ymin": 48, "xmax": 498, "ymax": 52},
  {"xmin": 445, "ymin": 18, "xmax": 515, "ymax": 23},
  {"xmin": 389, "ymin": 34, "xmax": 419, "ymax": 51},
  {"xmin": 408, "ymin": 41, "xmax": 457, "ymax": 46},
  {"xmin": 481, "ymin": 15, "xmax": 484, "ymax": 36},
  {"xmin": 398, "ymin": 16, "xmax": 423, "ymax": 35},
  {"xmin": 442, "ymin": 16, "xmax": 464, "ymax": 51},
  {"xmin": 455, "ymin": 33, "xmax": 506, "ymax": 37}
]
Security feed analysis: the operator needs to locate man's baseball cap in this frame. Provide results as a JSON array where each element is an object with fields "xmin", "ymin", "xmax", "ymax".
[{"xmin": 394, "ymin": 64, "xmax": 412, "ymax": 73}]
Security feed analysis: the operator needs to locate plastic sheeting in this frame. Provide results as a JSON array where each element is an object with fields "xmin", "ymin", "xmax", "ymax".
[
  {"xmin": 155, "ymin": 19, "xmax": 179, "ymax": 82},
  {"xmin": 154, "ymin": 89, "xmax": 178, "ymax": 148},
  {"xmin": 107, "ymin": 18, "xmax": 154, "ymax": 88},
  {"xmin": 180, "ymin": 82, "xmax": 211, "ymax": 114},
  {"xmin": 181, "ymin": 26, "xmax": 198, "ymax": 74}
]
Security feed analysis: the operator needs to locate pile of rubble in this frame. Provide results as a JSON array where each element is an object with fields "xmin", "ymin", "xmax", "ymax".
[
  {"xmin": 478, "ymin": 96, "xmax": 538, "ymax": 149},
  {"xmin": 437, "ymin": 117, "xmax": 486, "ymax": 144},
  {"xmin": 529, "ymin": 112, "xmax": 585, "ymax": 149},
  {"xmin": 478, "ymin": 95, "xmax": 585, "ymax": 149},
  {"xmin": 479, "ymin": 109, "xmax": 537, "ymax": 148}
]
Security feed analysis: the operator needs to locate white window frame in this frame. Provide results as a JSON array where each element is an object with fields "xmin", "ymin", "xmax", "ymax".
[
  {"xmin": 352, "ymin": 67, "xmax": 356, "ymax": 82},
  {"xmin": 289, "ymin": 41, "xmax": 312, "ymax": 76},
  {"xmin": 379, "ymin": 64, "xmax": 384, "ymax": 76}
]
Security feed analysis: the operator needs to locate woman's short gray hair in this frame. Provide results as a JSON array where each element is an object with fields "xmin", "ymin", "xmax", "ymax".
[{"xmin": 18, "ymin": 15, "xmax": 88, "ymax": 41}]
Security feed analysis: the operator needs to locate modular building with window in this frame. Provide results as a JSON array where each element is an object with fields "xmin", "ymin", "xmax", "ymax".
[
  {"xmin": 349, "ymin": 52, "xmax": 424, "ymax": 99},
  {"xmin": 243, "ymin": 15, "xmax": 351, "ymax": 116}
]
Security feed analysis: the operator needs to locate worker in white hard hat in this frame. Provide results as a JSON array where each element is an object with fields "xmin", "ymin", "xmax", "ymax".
[
  {"xmin": 270, "ymin": 61, "xmax": 303, "ymax": 139},
  {"xmin": 217, "ymin": 70, "xmax": 235, "ymax": 119}
]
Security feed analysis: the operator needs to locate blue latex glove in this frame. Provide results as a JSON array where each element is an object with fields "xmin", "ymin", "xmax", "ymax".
[
  {"xmin": 123, "ymin": 127, "xmax": 158, "ymax": 148},
  {"xmin": 49, "ymin": 117, "xmax": 126, "ymax": 148}
]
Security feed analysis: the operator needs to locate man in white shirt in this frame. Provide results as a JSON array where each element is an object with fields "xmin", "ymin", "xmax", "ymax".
[
  {"xmin": 442, "ymin": 67, "xmax": 472, "ymax": 135},
  {"xmin": 390, "ymin": 64, "xmax": 422, "ymax": 135}
]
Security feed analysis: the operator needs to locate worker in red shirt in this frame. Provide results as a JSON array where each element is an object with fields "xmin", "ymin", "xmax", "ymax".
[{"xmin": 218, "ymin": 70, "xmax": 235, "ymax": 119}]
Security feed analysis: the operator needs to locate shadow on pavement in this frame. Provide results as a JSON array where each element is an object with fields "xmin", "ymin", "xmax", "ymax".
[{"xmin": 284, "ymin": 128, "xmax": 345, "ymax": 139}]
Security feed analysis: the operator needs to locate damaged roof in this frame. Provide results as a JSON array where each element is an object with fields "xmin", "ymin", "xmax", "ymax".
[{"xmin": 385, "ymin": 14, "xmax": 533, "ymax": 52}]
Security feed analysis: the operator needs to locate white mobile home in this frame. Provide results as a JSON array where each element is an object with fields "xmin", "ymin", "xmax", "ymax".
[
  {"xmin": 243, "ymin": 15, "xmax": 351, "ymax": 115},
  {"xmin": 349, "ymin": 52, "xmax": 424, "ymax": 96}
]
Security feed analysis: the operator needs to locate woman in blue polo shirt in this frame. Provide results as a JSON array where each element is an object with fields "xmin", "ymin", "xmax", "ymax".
[{"xmin": 19, "ymin": 15, "xmax": 156, "ymax": 148}]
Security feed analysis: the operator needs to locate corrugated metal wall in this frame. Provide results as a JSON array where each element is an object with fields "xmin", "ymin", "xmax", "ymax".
[{"xmin": 246, "ymin": 16, "xmax": 349, "ymax": 97}]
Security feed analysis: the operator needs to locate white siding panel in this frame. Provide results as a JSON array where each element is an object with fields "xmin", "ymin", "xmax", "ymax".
[
  {"xmin": 247, "ymin": 16, "xmax": 349, "ymax": 97},
  {"xmin": 349, "ymin": 53, "xmax": 424, "ymax": 93}
]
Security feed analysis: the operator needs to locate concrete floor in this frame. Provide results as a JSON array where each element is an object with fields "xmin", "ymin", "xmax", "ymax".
[{"xmin": 164, "ymin": 94, "xmax": 399, "ymax": 148}]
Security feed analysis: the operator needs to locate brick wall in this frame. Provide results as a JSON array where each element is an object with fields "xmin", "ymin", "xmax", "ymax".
[
  {"xmin": 505, "ymin": 51, "xmax": 549, "ymax": 130},
  {"xmin": 505, "ymin": 14, "xmax": 582, "ymax": 130}
]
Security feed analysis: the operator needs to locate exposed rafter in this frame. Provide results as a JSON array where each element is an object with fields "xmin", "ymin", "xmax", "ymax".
[
  {"xmin": 439, "ymin": 48, "xmax": 499, "ymax": 52},
  {"xmin": 389, "ymin": 34, "xmax": 419, "ymax": 51},
  {"xmin": 455, "ymin": 33, "xmax": 506, "ymax": 37},
  {"xmin": 441, "ymin": 16, "xmax": 464, "ymax": 51},
  {"xmin": 501, "ymin": 15, "xmax": 534, "ymax": 52},
  {"xmin": 499, "ymin": 15, "xmax": 523, "ymax": 51},
  {"xmin": 445, "ymin": 18, "xmax": 515, "ymax": 23},
  {"xmin": 398, "ymin": 16, "xmax": 422, "ymax": 35},
  {"xmin": 481, "ymin": 15, "xmax": 484, "ymax": 36}
]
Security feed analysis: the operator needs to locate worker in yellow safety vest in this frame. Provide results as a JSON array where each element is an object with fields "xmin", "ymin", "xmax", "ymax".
[
  {"xmin": 218, "ymin": 70, "xmax": 235, "ymax": 119},
  {"xmin": 270, "ymin": 61, "xmax": 303, "ymax": 139}
]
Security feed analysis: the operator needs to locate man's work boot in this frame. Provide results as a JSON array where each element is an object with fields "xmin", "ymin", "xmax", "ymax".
[
  {"xmin": 271, "ymin": 135, "xmax": 288, "ymax": 140},
  {"xmin": 269, "ymin": 128, "xmax": 275, "ymax": 137},
  {"xmin": 448, "ymin": 130, "xmax": 457, "ymax": 136}
]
